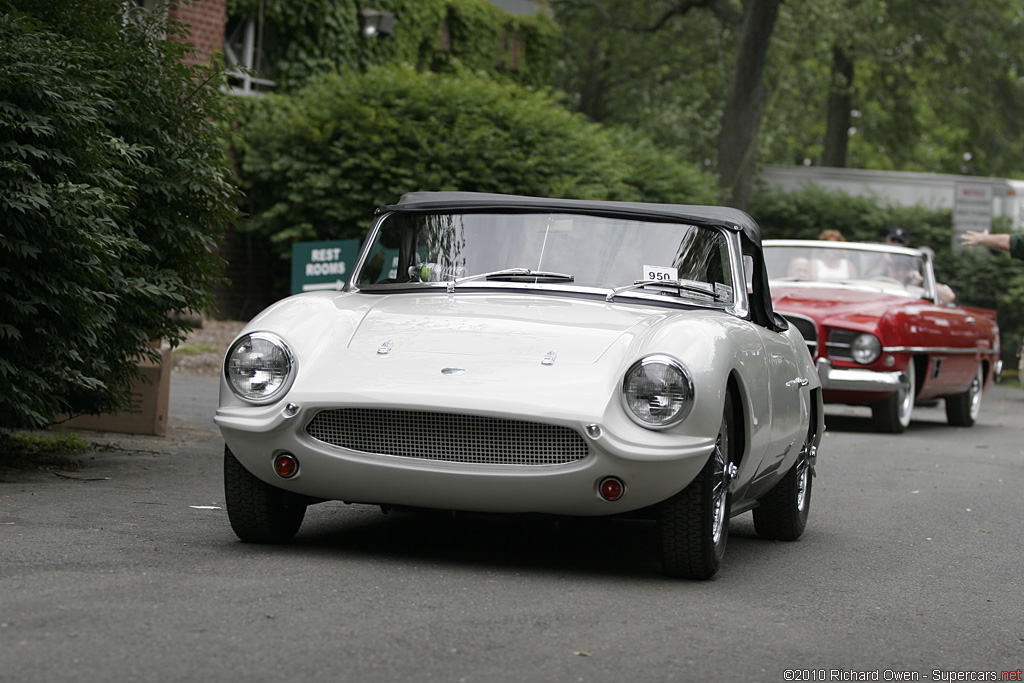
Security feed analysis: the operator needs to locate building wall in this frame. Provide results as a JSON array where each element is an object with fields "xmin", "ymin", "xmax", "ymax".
[
  {"xmin": 165, "ymin": 0, "xmax": 268, "ymax": 318},
  {"xmin": 487, "ymin": 0, "xmax": 542, "ymax": 15},
  {"xmin": 168, "ymin": 0, "xmax": 226, "ymax": 66}
]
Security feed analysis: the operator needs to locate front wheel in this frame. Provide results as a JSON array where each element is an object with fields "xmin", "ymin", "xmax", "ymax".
[
  {"xmin": 872, "ymin": 360, "xmax": 916, "ymax": 433},
  {"xmin": 945, "ymin": 364, "xmax": 984, "ymax": 427},
  {"xmin": 753, "ymin": 438, "xmax": 813, "ymax": 541},
  {"xmin": 224, "ymin": 446, "xmax": 306, "ymax": 543},
  {"xmin": 1018, "ymin": 342, "xmax": 1023, "ymax": 393},
  {"xmin": 659, "ymin": 395, "xmax": 734, "ymax": 580}
]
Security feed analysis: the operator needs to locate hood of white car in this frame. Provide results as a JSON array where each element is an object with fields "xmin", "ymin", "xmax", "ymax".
[
  {"xmin": 346, "ymin": 293, "xmax": 659, "ymax": 365},
  {"xmin": 228, "ymin": 290, "xmax": 731, "ymax": 419}
]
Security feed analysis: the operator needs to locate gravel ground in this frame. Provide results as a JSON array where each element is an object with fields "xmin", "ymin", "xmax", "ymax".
[{"xmin": 171, "ymin": 318, "xmax": 245, "ymax": 376}]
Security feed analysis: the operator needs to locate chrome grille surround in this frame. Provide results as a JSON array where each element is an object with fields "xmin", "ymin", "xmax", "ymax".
[
  {"xmin": 782, "ymin": 313, "xmax": 818, "ymax": 357},
  {"xmin": 305, "ymin": 408, "xmax": 590, "ymax": 466},
  {"xmin": 826, "ymin": 328, "xmax": 859, "ymax": 361}
]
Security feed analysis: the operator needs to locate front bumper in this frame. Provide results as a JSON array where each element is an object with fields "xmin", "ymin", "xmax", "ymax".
[
  {"xmin": 816, "ymin": 358, "xmax": 908, "ymax": 393},
  {"xmin": 215, "ymin": 401, "xmax": 716, "ymax": 517}
]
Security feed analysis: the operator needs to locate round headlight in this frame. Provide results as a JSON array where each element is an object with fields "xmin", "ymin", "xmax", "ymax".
[
  {"xmin": 851, "ymin": 333, "xmax": 882, "ymax": 365},
  {"xmin": 621, "ymin": 355, "xmax": 694, "ymax": 429},
  {"xmin": 225, "ymin": 332, "xmax": 295, "ymax": 404}
]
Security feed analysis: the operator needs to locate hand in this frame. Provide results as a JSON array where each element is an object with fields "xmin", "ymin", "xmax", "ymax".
[
  {"xmin": 960, "ymin": 230, "xmax": 1010, "ymax": 252},
  {"xmin": 960, "ymin": 230, "xmax": 988, "ymax": 247}
]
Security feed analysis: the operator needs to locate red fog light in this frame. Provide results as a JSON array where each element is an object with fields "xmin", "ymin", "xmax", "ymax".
[
  {"xmin": 598, "ymin": 476, "xmax": 625, "ymax": 502},
  {"xmin": 274, "ymin": 453, "xmax": 298, "ymax": 478}
]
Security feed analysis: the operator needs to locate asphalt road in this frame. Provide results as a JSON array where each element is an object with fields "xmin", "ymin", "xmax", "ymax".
[{"xmin": 2, "ymin": 374, "xmax": 1022, "ymax": 682}]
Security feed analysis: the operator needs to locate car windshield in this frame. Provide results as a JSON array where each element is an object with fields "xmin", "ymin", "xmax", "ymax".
[
  {"xmin": 764, "ymin": 244, "xmax": 926, "ymax": 296},
  {"xmin": 355, "ymin": 212, "xmax": 737, "ymax": 307}
]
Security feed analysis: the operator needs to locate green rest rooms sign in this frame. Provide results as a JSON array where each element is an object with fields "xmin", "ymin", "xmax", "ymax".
[{"xmin": 290, "ymin": 239, "xmax": 362, "ymax": 295}]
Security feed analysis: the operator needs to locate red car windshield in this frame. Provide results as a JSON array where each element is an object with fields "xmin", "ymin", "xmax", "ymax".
[{"xmin": 765, "ymin": 244, "xmax": 926, "ymax": 295}]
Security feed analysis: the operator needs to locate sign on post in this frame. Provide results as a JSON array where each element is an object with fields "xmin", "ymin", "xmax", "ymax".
[
  {"xmin": 291, "ymin": 239, "xmax": 362, "ymax": 295},
  {"xmin": 953, "ymin": 183, "xmax": 994, "ymax": 239}
]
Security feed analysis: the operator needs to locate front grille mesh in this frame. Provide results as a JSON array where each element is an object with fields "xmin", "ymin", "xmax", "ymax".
[{"xmin": 305, "ymin": 408, "xmax": 590, "ymax": 466}]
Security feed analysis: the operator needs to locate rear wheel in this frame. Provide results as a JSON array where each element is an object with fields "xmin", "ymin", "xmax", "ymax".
[
  {"xmin": 753, "ymin": 436, "xmax": 813, "ymax": 541},
  {"xmin": 659, "ymin": 396, "xmax": 733, "ymax": 580},
  {"xmin": 872, "ymin": 361, "xmax": 916, "ymax": 433},
  {"xmin": 945, "ymin": 364, "xmax": 984, "ymax": 427},
  {"xmin": 224, "ymin": 446, "xmax": 306, "ymax": 543}
]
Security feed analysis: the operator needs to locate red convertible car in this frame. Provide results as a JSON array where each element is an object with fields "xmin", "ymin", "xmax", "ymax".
[{"xmin": 764, "ymin": 240, "xmax": 1000, "ymax": 433}]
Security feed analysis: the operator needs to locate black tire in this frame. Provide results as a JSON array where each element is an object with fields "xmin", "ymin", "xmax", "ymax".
[
  {"xmin": 753, "ymin": 438, "xmax": 813, "ymax": 541},
  {"xmin": 224, "ymin": 446, "xmax": 306, "ymax": 543},
  {"xmin": 945, "ymin": 364, "xmax": 984, "ymax": 427},
  {"xmin": 871, "ymin": 360, "xmax": 916, "ymax": 434},
  {"xmin": 659, "ymin": 396, "xmax": 733, "ymax": 580}
]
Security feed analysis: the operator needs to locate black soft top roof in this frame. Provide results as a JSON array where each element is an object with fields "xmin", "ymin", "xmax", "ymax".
[
  {"xmin": 380, "ymin": 191, "xmax": 763, "ymax": 245},
  {"xmin": 377, "ymin": 191, "xmax": 781, "ymax": 331}
]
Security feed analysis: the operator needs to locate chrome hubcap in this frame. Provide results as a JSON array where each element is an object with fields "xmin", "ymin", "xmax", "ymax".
[
  {"xmin": 898, "ymin": 362, "xmax": 916, "ymax": 427},
  {"xmin": 968, "ymin": 366, "xmax": 984, "ymax": 420}
]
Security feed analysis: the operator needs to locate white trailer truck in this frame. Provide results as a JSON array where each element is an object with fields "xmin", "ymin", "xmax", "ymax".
[{"xmin": 759, "ymin": 165, "xmax": 1024, "ymax": 233}]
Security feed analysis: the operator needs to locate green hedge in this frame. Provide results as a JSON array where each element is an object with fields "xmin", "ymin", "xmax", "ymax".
[
  {"xmin": 0, "ymin": 5, "xmax": 237, "ymax": 430},
  {"xmin": 750, "ymin": 184, "xmax": 1024, "ymax": 364},
  {"xmin": 231, "ymin": 64, "xmax": 719, "ymax": 298}
]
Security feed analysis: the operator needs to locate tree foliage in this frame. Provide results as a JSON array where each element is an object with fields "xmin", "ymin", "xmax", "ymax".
[
  {"xmin": 0, "ymin": 3, "xmax": 238, "ymax": 431},
  {"xmin": 765, "ymin": 0, "xmax": 1024, "ymax": 175},
  {"xmin": 231, "ymin": 64, "xmax": 719, "ymax": 298},
  {"xmin": 550, "ymin": 0, "xmax": 787, "ymax": 208},
  {"xmin": 550, "ymin": 1, "xmax": 728, "ymax": 163},
  {"xmin": 227, "ymin": 0, "xmax": 561, "ymax": 91},
  {"xmin": 552, "ymin": 0, "xmax": 1024, "ymax": 192}
]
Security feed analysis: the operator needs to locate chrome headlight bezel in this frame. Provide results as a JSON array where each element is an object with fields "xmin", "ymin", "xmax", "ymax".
[
  {"xmin": 851, "ymin": 333, "xmax": 883, "ymax": 365},
  {"xmin": 620, "ymin": 355, "xmax": 695, "ymax": 430},
  {"xmin": 224, "ymin": 331, "xmax": 296, "ymax": 405}
]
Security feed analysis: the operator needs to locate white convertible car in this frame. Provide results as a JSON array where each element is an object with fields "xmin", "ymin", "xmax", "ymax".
[{"xmin": 215, "ymin": 192, "xmax": 824, "ymax": 579}]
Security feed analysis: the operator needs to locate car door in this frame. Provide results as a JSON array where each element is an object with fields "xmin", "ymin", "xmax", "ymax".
[
  {"xmin": 756, "ymin": 324, "xmax": 808, "ymax": 460},
  {"xmin": 901, "ymin": 303, "xmax": 981, "ymax": 394}
]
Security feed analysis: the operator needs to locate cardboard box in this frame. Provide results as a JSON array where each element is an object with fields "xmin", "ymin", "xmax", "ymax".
[{"xmin": 64, "ymin": 346, "xmax": 172, "ymax": 436}]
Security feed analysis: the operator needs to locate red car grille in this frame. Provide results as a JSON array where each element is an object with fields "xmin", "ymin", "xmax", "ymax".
[
  {"xmin": 782, "ymin": 313, "xmax": 818, "ymax": 357},
  {"xmin": 304, "ymin": 408, "xmax": 590, "ymax": 466},
  {"xmin": 826, "ymin": 329, "xmax": 861, "ymax": 361}
]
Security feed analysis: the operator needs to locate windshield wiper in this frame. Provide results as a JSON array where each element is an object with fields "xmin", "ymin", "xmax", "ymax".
[
  {"xmin": 606, "ymin": 279, "xmax": 724, "ymax": 303},
  {"xmin": 447, "ymin": 268, "xmax": 574, "ymax": 292}
]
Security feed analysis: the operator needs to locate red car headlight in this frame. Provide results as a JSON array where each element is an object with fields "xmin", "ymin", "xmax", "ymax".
[{"xmin": 851, "ymin": 333, "xmax": 882, "ymax": 365}]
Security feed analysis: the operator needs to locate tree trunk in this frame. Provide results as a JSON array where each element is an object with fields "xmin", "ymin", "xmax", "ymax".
[
  {"xmin": 822, "ymin": 45, "xmax": 854, "ymax": 168},
  {"xmin": 578, "ymin": 39, "xmax": 610, "ymax": 122},
  {"xmin": 716, "ymin": 0, "xmax": 783, "ymax": 210}
]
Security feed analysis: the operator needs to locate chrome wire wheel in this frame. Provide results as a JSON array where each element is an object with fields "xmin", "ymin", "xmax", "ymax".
[
  {"xmin": 795, "ymin": 448, "xmax": 811, "ymax": 514},
  {"xmin": 659, "ymin": 394, "xmax": 733, "ymax": 580},
  {"xmin": 753, "ymin": 435, "xmax": 814, "ymax": 542},
  {"xmin": 710, "ymin": 424, "xmax": 729, "ymax": 546}
]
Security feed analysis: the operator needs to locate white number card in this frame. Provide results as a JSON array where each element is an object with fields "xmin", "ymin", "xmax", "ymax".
[{"xmin": 643, "ymin": 265, "xmax": 678, "ymax": 282}]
